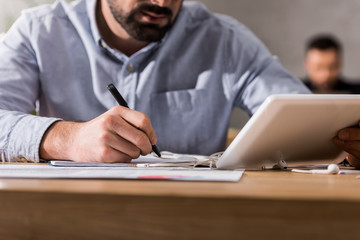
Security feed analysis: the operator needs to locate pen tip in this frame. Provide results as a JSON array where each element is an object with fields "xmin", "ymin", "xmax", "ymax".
[{"xmin": 152, "ymin": 145, "xmax": 161, "ymax": 158}]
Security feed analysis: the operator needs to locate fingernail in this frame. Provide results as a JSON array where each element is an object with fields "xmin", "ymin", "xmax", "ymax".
[{"xmin": 339, "ymin": 130, "xmax": 349, "ymax": 139}]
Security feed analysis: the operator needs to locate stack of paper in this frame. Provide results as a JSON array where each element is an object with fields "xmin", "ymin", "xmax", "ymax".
[
  {"xmin": 0, "ymin": 164, "xmax": 243, "ymax": 182},
  {"xmin": 0, "ymin": 153, "xmax": 244, "ymax": 182}
]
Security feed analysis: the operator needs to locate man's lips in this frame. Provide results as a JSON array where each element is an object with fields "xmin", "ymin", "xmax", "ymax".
[
  {"xmin": 143, "ymin": 11, "xmax": 167, "ymax": 18},
  {"xmin": 140, "ymin": 11, "xmax": 169, "ymax": 25}
]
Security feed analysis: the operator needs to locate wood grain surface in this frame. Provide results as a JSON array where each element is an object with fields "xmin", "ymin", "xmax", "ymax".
[{"xmin": 0, "ymin": 169, "xmax": 359, "ymax": 239}]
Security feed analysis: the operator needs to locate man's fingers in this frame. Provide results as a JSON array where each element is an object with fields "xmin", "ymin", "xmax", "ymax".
[
  {"xmin": 95, "ymin": 146, "xmax": 133, "ymax": 163},
  {"xmin": 333, "ymin": 137, "xmax": 360, "ymax": 159},
  {"xmin": 346, "ymin": 154, "xmax": 360, "ymax": 169},
  {"xmin": 337, "ymin": 128, "xmax": 360, "ymax": 141},
  {"xmin": 101, "ymin": 129, "xmax": 151, "ymax": 159},
  {"xmin": 114, "ymin": 106, "xmax": 157, "ymax": 145},
  {"xmin": 102, "ymin": 108, "xmax": 153, "ymax": 155},
  {"xmin": 99, "ymin": 131, "xmax": 142, "ymax": 159},
  {"xmin": 111, "ymin": 121, "xmax": 152, "ymax": 155}
]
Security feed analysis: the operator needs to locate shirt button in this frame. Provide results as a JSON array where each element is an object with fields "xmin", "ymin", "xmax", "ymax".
[
  {"xmin": 127, "ymin": 64, "xmax": 135, "ymax": 72},
  {"xmin": 100, "ymin": 40, "xmax": 107, "ymax": 49}
]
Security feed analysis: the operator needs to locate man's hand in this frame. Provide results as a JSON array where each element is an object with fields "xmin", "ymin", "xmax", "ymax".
[
  {"xmin": 333, "ymin": 122, "xmax": 360, "ymax": 168},
  {"xmin": 40, "ymin": 106, "xmax": 157, "ymax": 163}
]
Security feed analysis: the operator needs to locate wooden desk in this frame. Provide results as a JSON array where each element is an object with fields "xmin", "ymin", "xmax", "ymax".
[{"xmin": 0, "ymin": 170, "xmax": 359, "ymax": 240}]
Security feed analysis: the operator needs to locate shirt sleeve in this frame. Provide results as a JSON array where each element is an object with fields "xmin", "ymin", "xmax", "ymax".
[
  {"xmin": 222, "ymin": 19, "xmax": 311, "ymax": 115},
  {"xmin": 0, "ymin": 13, "xmax": 61, "ymax": 162}
]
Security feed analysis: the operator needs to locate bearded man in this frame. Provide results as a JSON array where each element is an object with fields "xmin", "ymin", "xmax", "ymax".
[{"xmin": 0, "ymin": 0, "xmax": 310, "ymax": 163}]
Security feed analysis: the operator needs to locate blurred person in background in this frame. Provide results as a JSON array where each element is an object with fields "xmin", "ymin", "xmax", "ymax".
[{"xmin": 303, "ymin": 34, "xmax": 360, "ymax": 94}]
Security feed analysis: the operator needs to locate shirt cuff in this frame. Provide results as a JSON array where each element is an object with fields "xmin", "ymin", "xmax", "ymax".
[{"xmin": 7, "ymin": 115, "xmax": 62, "ymax": 162}]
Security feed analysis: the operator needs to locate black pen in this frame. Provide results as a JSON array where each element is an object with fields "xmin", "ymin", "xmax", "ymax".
[{"xmin": 107, "ymin": 83, "xmax": 161, "ymax": 158}]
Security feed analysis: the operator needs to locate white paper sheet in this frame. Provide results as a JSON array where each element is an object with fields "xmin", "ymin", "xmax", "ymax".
[
  {"xmin": 49, "ymin": 152, "xmax": 210, "ymax": 168},
  {"xmin": 0, "ymin": 164, "xmax": 244, "ymax": 182}
]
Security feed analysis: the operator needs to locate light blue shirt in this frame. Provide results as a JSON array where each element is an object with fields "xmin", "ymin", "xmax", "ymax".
[{"xmin": 0, "ymin": 0, "xmax": 310, "ymax": 162}]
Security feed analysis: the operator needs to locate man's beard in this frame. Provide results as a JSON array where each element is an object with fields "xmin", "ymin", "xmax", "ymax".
[{"xmin": 107, "ymin": 1, "xmax": 174, "ymax": 42}]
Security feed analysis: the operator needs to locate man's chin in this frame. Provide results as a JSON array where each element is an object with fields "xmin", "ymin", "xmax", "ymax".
[{"xmin": 131, "ymin": 26, "xmax": 169, "ymax": 42}]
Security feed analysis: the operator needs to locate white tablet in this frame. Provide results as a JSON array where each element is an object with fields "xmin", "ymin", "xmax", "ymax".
[{"xmin": 216, "ymin": 94, "xmax": 360, "ymax": 170}]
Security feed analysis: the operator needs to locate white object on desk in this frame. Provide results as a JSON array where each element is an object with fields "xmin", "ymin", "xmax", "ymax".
[
  {"xmin": 339, "ymin": 170, "xmax": 360, "ymax": 175},
  {"xmin": 217, "ymin": 94, "xmax": 360, "ymax": 170},
  {"xmin": 0, "ymin": 164, "xmax": 244, "ymax": 182},
  {"xmin": 49, "ymin": 152, "xmax": 205, "ymax": 168},
  {"xmin": 291, "ymin": 164, "xmax": 340, "ymax": 175}
]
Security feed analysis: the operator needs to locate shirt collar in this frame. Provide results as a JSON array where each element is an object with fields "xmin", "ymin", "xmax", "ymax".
[{"xmin": 87, "ymin": 0, "xmax": 102, "ymax": 45}]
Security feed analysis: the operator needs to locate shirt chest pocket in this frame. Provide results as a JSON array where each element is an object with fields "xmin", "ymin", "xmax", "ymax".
[{"xmin": 151, "ymin": 89, "xmax": 210, "ymax": 154}]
